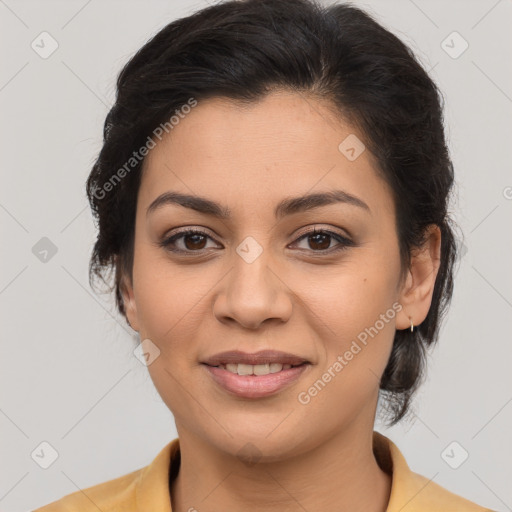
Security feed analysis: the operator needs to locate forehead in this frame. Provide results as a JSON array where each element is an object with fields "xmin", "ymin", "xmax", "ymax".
[{"xmin": 138, "ymin": 90, "xmax": 394, "ymax": 222}]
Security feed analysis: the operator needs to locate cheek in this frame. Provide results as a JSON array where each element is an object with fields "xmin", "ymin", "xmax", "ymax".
[
  {"xmin": 292, "ymin": 278, "xmax": 397, "ymax": 426},
  {"xmin": 131, "ymin": 239, "xmax": 208, "ymax": 341},
  {"xmin": 301, "ymin": 257, "xmax": 398, "ymax": 328},
  {"xmin": 297, "ymin": 252, "xmax": 399, "ymax": 373}
]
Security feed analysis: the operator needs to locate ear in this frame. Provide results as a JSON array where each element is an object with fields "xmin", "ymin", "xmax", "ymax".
[
  {"xmin": 396, "ymin": 224, "xmax": 442, "ymax": 331},
  {"xmin": 119, "ymin": 271, "xmax": 140, "ymax": 332}
]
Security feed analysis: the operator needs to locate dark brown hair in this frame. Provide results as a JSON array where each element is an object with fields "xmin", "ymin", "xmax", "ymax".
[{"xmin": 86, "ymin": 0, "xmax": 459, "ymax": 426}]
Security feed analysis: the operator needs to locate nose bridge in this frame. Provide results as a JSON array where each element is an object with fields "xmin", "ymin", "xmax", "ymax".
[
  {"xmin": 234, "ymin": 237, "xmax": 273, "ymax": 294},
  {"xmin": 213, "ymin": 235, "xmax": 293, "ymax": 328}
]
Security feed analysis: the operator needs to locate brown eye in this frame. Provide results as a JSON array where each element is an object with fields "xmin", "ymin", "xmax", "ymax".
[
  {"xmin": 182, "ymin": 233, "xmax": 207, "ymax": 250},
  {"xmin": 159, "ymin": 226, "xmax": 354, "ymax": 256},
  {"xmin": 307, "ymin": 232, "xmax": 331, "ymax": 250},
  {"xmin": 160, "ymin": 229, "xmax": 218, "ymax": 253},
  {"xmin": 293, "ymin": 228, "xmax": 354, "ymax": 253}
]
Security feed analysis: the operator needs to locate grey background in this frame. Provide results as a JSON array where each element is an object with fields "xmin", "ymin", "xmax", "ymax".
[{"xmin": 1, "ymin": 0, "xmax": 511, "ymax": 511}]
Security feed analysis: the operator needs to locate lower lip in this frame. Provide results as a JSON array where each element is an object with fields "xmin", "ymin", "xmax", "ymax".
[{"xmin": 202, "ymin": 363, "xmax": 310, "ymax": 399}]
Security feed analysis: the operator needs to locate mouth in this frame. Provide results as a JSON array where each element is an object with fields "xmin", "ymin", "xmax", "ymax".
[
  {"xmin": 200, "ymin": 350, "xmax": 311, "ymax": 398},
  {"xmin": 203, "ymin": 361, "xmax": 307, "ymax": 376},
  {"xmin": 201, "ymin": 349, "xmax": 310, "ymax": 368}
]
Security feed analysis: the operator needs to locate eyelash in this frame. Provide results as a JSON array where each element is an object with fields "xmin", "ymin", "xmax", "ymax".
[{"xmin": 159, "ymin": 227, "xmax": 354, "ymax": 256}]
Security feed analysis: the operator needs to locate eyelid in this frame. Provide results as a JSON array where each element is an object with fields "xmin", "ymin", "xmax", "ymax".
[
  {"xmin": 289, "ymin": 227, "xmax": 354, "ymax": 254},
  {"xmin": 159, "ymin": 224, "xmax": 354, "ymax": 254},
  {"xmin": 162, "ymin": 225, "xmax": 217, "ymax": 239},
  {"xmin": 159, "ymin": 227, "xmax": 220, "ymax": 251},
  {"xmin": 292, "ymin": 224, "xmax": 352, "ymax": 241}
]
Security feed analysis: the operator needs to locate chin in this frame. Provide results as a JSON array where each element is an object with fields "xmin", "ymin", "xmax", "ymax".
[{"xmin": 204, "ymin": 423, "xmax": 314, "ymax": 464}]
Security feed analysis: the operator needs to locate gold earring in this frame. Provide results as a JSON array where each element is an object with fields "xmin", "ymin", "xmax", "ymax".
[{"xmin": 410, "ymin": 317, "xmax": 414, "ymax": 332}]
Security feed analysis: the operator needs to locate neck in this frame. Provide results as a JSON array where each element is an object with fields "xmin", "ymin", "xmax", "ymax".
[{"xmin": 170, "ymin": 421, "xmax": 392, "ymax": 512}]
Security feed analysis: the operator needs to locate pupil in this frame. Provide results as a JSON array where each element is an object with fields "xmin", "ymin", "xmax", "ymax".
[
  {"xmin": 310, "ymin": 233, "xmax": 330, "ymax": 250},
  {"xmin": 185, "ymin": 234, "xmax": 206, "ymax": 250}
]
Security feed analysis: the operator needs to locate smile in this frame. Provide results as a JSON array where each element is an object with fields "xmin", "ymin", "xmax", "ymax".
[
  {"xmin": 202, "ymin": 362, "xmax": 310, "ymax": 398},
  {"xmin": 213, "ymin": 362, "xmax": 303, "ymax": 375}
]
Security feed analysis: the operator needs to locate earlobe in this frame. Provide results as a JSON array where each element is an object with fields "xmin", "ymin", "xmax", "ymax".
[
  {"xmin": 396, "ymin": 224, "xmax": 442, "ymax": 331},
  {"xmin": 120, "ymin": 274, "xmax": 139, "ymax": 332}
]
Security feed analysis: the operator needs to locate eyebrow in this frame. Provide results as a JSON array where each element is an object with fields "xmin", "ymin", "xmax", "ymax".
[{"xmin": 146, "ymin": 189, "xmax": 371, "ymax": 219}]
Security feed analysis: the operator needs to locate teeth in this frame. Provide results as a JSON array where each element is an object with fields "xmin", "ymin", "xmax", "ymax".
[
  {"xmin": 271, "ymin": 363, "xmax": 284, "ymax": 373},
  {"xmin": 237, "ymin": 363, "xmax": 253, "ymax": 376},
  {"xmin": 220, "ymin": 363, "xmax": 295, "ymax": 375},
  {"xmin": 254, "ymin": 363, "xmax": 270, "ymax": 375}
]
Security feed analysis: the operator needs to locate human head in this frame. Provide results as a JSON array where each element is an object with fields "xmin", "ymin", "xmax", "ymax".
[{"xmin": 86, "ymin": 0, "xmax": 457, "ymax": 430}]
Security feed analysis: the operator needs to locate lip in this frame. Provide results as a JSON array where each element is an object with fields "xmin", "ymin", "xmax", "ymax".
[
  {"xmin": 202, "ymin": 362, "xmax": 310, "ymax": 398},
  {"xmin": 201, "ymin": 349, "xmax": 310, "ymax": 366}
]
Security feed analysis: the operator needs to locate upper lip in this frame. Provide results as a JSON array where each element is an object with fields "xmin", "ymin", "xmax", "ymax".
[{"xmin": 201, "ymin": 350, "xmax": 310, "ymax": 367}]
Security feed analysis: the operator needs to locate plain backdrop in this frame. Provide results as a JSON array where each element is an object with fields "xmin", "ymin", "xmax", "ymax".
[{"xmin": 1, "ymin": 0, "xmax": 511, "ymax": 511}]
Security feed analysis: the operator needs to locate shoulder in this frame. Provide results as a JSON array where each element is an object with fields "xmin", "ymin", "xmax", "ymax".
[
  {"xmin": 32, "ymin": 467, "xmax": 144, "ymax": 512},
  {"xmin": 32, "ymin": 439, "xmax": 178, "ymax": 512},
  {"xmin": 373, "ymin": 432, "xmax": 496, "ymax": 512},
  {"xmin": 400, "ymin": 468, "xmax": 496, "ymax": 512}
]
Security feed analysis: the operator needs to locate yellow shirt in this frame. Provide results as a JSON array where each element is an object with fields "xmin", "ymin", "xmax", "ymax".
[{"xmin": 33, "ymin": 431, "xmax": 495, "ymax": 511}]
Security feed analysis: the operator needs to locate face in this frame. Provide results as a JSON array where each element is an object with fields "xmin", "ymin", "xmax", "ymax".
[{"xmin": 122, "ymin": 90, "xmax": 435, "ymax": 461}]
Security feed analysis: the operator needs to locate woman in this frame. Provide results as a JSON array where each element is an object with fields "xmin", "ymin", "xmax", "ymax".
[{"xmin": 34, "ymin": 0, "xmax": 495, "ymax": 510}]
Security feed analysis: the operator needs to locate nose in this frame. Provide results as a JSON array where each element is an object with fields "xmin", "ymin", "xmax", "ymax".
[{"xmin": 212, "ymin": 248, "xmax": 293, "ymax": 330}]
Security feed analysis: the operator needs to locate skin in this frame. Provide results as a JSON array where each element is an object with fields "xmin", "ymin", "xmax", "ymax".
[{"xmin": 121, "ymin": 89, "xmax": 441, "ymax": 512}]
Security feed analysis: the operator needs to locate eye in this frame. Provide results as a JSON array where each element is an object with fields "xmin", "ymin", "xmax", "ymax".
[
  {"xmin": 290, "ymin": 227, "xmax": 354, "ymax": 254},
  {"xmin": 159, "ymin": 228, "xmax": 219, "ymax": 254},
  {"xmin": 159, "ymin": 226, "xmax": 354, "ymax": 255}
]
